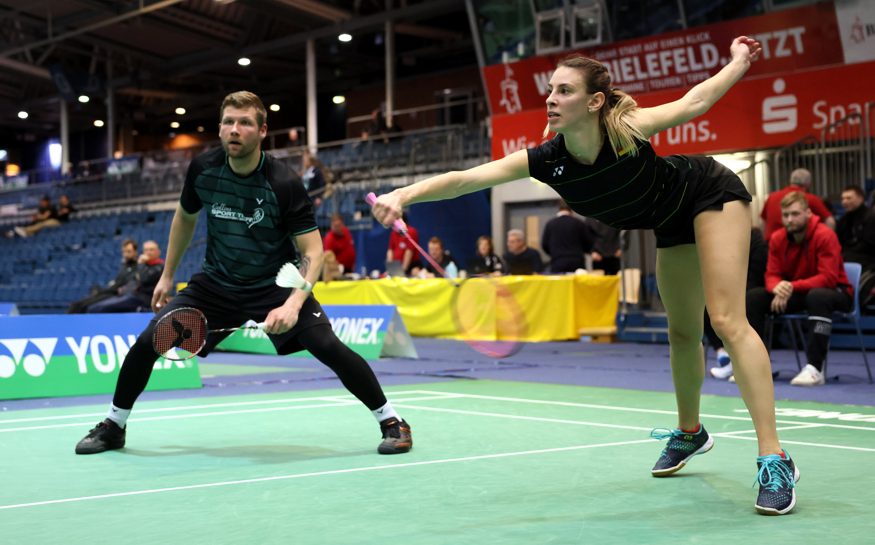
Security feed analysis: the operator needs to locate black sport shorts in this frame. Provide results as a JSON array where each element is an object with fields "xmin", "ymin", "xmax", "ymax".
[
  {"xmin": 152, "ymin": 272, "xmax": 331, "ymax": 356},
  {"xmin": 653, "ymin": 157, "xmax": 752, "ymax": 248}
]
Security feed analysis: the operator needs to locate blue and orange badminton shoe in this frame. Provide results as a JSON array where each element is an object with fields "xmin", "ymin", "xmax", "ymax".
[{"xmin": 378, "ymin": 418, "xmax": 412, "ymax": 454}]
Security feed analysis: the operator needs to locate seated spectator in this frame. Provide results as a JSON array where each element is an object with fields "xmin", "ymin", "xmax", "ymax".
[
  {"xmin": 467, "ymin": 235, "xmax": 505, "ymax": 276},
  {"xmin": 301, "ymin": 150, "xmax": 328, "ymax": 208},
  {"xmin": 11, "ymin": 196, "xmax": 64, "ymax": 238},
  {"xmin": 362, "ymin": 108, "xmax": 389, "ymax": 143},
  {"xmin": 760, "ymin": 168, "xmax": 835, "ymax": 240},
  {"xmin": 746, "ymin": 192, "xmax": 852, "ymax": 387},
  {"xmin": 386, "ymin": 212, "xmax": 420, "ymax": 275},
  {"xmin": 87, "ymin": 241, "xmax": 165, "ymax": 313},
  {"xmin": 323, "ymin": 213, "xmax": 356, "ymax": 273},
  {"xmin": 542, "ymin": 200, "xmax": 593, "ymax": 273},
  {"xmin": 836, "ymin": 184, "xmax": 875, "ymax": 310},
  {"xmin": 415, "ymin": 236, "xmax": 458, "ymax": 278},
  {"xmin": 56, "ymin": 195, "xmax": 76, "ymax": 222},
  {"xmin": 503, "ymin": 229, "xmax": 543, "ymax": 275},
  {"xmin": 585, "ymin": 217, "xmax": 623, "ymax": 275},
  {"xmin": 68, "ymin": 239, "xmax": 140, "ymax": 313}
]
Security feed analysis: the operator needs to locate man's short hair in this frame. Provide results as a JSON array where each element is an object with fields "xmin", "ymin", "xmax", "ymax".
[
  {"xmin": 780, "ymin": 191, "xmax": 809, "ymax": 209},
  {"xmin": 507, "ymin": 229, "xmax": 524, "ymax": 240},
  {"xmin": 428, "ymin": 236, "xmax": 444, "ymax": 248},
  {"xmin": 122, "ymin": 238, "xmax": 137, "ymax": 250},
  {"xmin": 842, "ymin": 185, "xmax": 865, "ymax": 199},
  {"xmin": 220, "ymin": 91, "xmax": 267, "ymax": 127},
  {"xmin": 789, "ymin": 168, "xmax": 812, "ymax": 189}
]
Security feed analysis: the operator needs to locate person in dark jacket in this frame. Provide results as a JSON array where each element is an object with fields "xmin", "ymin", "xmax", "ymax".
[
  {"xmin": 541, "ymin": 200, "xmax": 593, "ymax": 273},
  {"xmin": 503, "ymin": 229, "xmax": 543, "ymax": 275},
  {"xmin": 86, "ymin": 241, "xmax": 165, "ymax": 313},
  {"xmin": 747, "ymin": 192, "xmax": 852, "ymax": 387},
  {"xmin": 68, "ymin": 239, "xmax": 140, "ymax": 313},
  {"xmin": 467, "ymin": 235, "xmax": 505, "ymax": 276},
  {"xmin": 836, "ymin": 185, "xmax": 875, "ymax": 310}
]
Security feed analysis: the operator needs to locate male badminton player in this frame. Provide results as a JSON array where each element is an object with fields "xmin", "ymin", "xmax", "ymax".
[
  {"xmin": 372, "ymin": 37, "xmax": 798, "ymax": 515},
  {"xmin": 75, "ymin": 91, "xmax": 411, "ymax": 456}
]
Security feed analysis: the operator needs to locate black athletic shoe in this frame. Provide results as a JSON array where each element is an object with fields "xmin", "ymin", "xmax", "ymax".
[
  {"xmin": 650, "ymin": 425, "xmax": 714, "ymax": 476},
  {"xmin": 378, "ymin": 418, "xmax": 412, "ymax": 454},
  {"xmin": 755, "ymin": 451, "xmax": 799, "ymax": 515},
  {"xmin": 75, "ymin": 418, "xmax": 126, "ymax": 455}
]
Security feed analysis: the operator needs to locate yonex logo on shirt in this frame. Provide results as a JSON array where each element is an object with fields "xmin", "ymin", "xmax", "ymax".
[{"xmin": 553, "ymin": 165, "xmax": 564, "ymax": 177}]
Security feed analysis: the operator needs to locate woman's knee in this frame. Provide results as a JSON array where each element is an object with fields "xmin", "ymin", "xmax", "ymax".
[
  {"xmin": 667, "ymin": 323, "xmax": 704, "ymax": 347},
  {"xmin": 709, "ymin": 310, "xmax": 749, "ymax": 343}
]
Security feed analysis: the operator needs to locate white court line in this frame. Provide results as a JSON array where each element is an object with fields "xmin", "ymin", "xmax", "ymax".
[
  {"xmin": 0, "ymin": 395, "xmax": 462, "ymax": 433},
  {"xmin": 0, "ymin": 438, "xmax": 656, "ymax": 511},
  {"xmin": 714, "ymin": 424, "xmax": 824, "ymax": 436},
  {"xmin": 709, "ymin": 434, "xmax": 875, "ymax": 452},
  {"xmin": 413, "ymin": 390, "xmax": 875, "ymax": 433},
  {"xmin": 396, "ymin": 403, "xmax": 875, "ymax": 453},
  {"xmin": 0, "ymin": 390, "xmax": 440, "ymax": 425},
  {"xmin": 394, "ymin": 403, "xmax": 652, "ymax": 432}
]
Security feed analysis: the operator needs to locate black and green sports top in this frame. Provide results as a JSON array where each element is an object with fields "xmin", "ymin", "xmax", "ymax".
[
  {"xmin": 528, "ymin": 135, "xmax": 708, "ymax": 234},
  {"xmin": 180, "ymin": 147, "xmax": 317, "ymax": 291}
]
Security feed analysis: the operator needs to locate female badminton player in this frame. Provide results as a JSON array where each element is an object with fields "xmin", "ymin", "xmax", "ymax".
[
  {"xmin": 371, "ymin": 36, "xmax": 797, "ymax": 515},
  {"xmin": 75, "ymin": 91, "xmax": 411, "ymax": 457}
]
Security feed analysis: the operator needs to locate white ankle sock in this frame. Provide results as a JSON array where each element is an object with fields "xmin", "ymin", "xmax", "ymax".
[
  {"xmin": 107, "ymin": 405, "xmax": 130, "ymax": 428},
  {"xmin": 372, "ymin": 401, "xmax": 400, "ymax": 423}
]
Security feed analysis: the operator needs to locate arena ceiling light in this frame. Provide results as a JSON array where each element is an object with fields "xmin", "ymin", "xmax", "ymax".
[
  {"xmin": 78, "ymin": 95, "xmax": 90, "ymax": 103},
  {"xmin": 269, "ymin": 104, "xmax": 280, "ymax": 112},
  {"xmin": 237, "ymin": 57, "xmax": 251, "ymax": 66},
  {"xmin": 197, "ymin": 126, "xmax": 205, "ymax": 133},
  {"xmin": 93, "ymin": 119, "xmax": 104, "ymax": 127},
  {"xmin": 332, "ymin": 95, "xmax": 346, "ymax": 105},
  {"xmin": 175, "ymin": 107, "xmax": 186, "ymax": 115},
  {"xmin": 17, "ymin": 111, "xmax": 28, "ymax": 119},
  {"xmin": 711, "ymin": 153, "xmax": 752, "ymax": 174},
  {"xmin": 170, "ymin": 121, "xmax": 180, "ymax": 129},
  {"xmin": 338, "ymin": 33, "xmax": 352, "ymax": 42}
]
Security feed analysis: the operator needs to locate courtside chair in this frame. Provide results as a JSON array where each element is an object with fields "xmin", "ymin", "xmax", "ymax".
[{"xmin": 767, "ymin": 262, "xmax": 872, "ymax": 383}]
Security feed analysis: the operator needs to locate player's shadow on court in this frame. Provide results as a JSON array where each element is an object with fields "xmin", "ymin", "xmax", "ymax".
[{"xmin": 122, "ymin": 444, "xmax": 372, "ymax": 464}]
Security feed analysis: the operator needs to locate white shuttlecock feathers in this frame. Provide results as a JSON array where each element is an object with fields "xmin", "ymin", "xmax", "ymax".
[{"xmin": 276, "ymin": 262, "xmax": 313, "ymax": 291}]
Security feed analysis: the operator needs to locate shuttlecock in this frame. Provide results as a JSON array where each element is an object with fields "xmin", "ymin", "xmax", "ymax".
[{"xmin": 276, "ymin": 262, "xmax": 313, "ymax": 291}]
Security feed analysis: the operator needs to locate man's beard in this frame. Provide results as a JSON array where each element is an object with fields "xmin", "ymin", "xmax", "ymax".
[{"xmin": 785, "ymin": 224, "xmax": 805, "ymax": 236}]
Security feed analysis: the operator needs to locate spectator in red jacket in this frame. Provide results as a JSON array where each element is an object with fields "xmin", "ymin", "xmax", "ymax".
[
  {"xmin": 386, "ymin": 212, "xmax": 420, "ymax": 275},
  {"xmin": 746, "ymin": 191, "xmax": 852, "ymax": 387},
  {"xmin": 323, "ymin": 213, "xmax": 356, "ymax": 273},
  {"xmin": 760, "ymin": 168, "xmax": 835, "ymax": 240}
]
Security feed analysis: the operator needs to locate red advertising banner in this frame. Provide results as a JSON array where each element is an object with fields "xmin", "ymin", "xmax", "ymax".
[
  {"xmin": 491, "ymin": 60, "xmax": 875, "ymax": 159},
  {"xmin": 483, "ymin": 2, "xmax": 843, "ymax": 116}
]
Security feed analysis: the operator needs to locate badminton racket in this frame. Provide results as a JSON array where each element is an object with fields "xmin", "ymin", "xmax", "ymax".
[
  {"xmin": 366, "ymin": 192, "xmax": 527, "ymax": 358},
  {"xmin": 152, "ymin": 262, "xmax": 311, "ymax": 360}
]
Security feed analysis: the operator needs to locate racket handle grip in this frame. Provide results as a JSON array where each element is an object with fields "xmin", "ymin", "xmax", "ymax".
[{"xmin": 366, "ymin": 192, "xmax": 407, "ymax": 235}]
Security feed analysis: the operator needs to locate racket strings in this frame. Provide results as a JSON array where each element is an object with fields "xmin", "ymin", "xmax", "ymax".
[
  {"xmin": 453, "ymin": 279, "xmax": 527, "ymax": 358},
  {"xmin": 153, "ymin": 308, "xmax": 206, "ymax": 357}
]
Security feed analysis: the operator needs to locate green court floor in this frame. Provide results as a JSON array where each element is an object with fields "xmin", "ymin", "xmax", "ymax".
[{"xmin": 1, "ymin": 380, "xmax": 873, "ymax": 544}]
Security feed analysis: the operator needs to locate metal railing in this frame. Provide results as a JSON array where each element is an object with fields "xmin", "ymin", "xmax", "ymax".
[{"xmin": 0, "ymin": 123, "xmax": 489, "ymax": 223}]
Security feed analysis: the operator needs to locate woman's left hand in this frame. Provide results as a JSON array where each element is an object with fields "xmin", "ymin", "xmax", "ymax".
[{"xmin": 730, "ymin": 36, "xmax": 762, "ymax": 64}]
